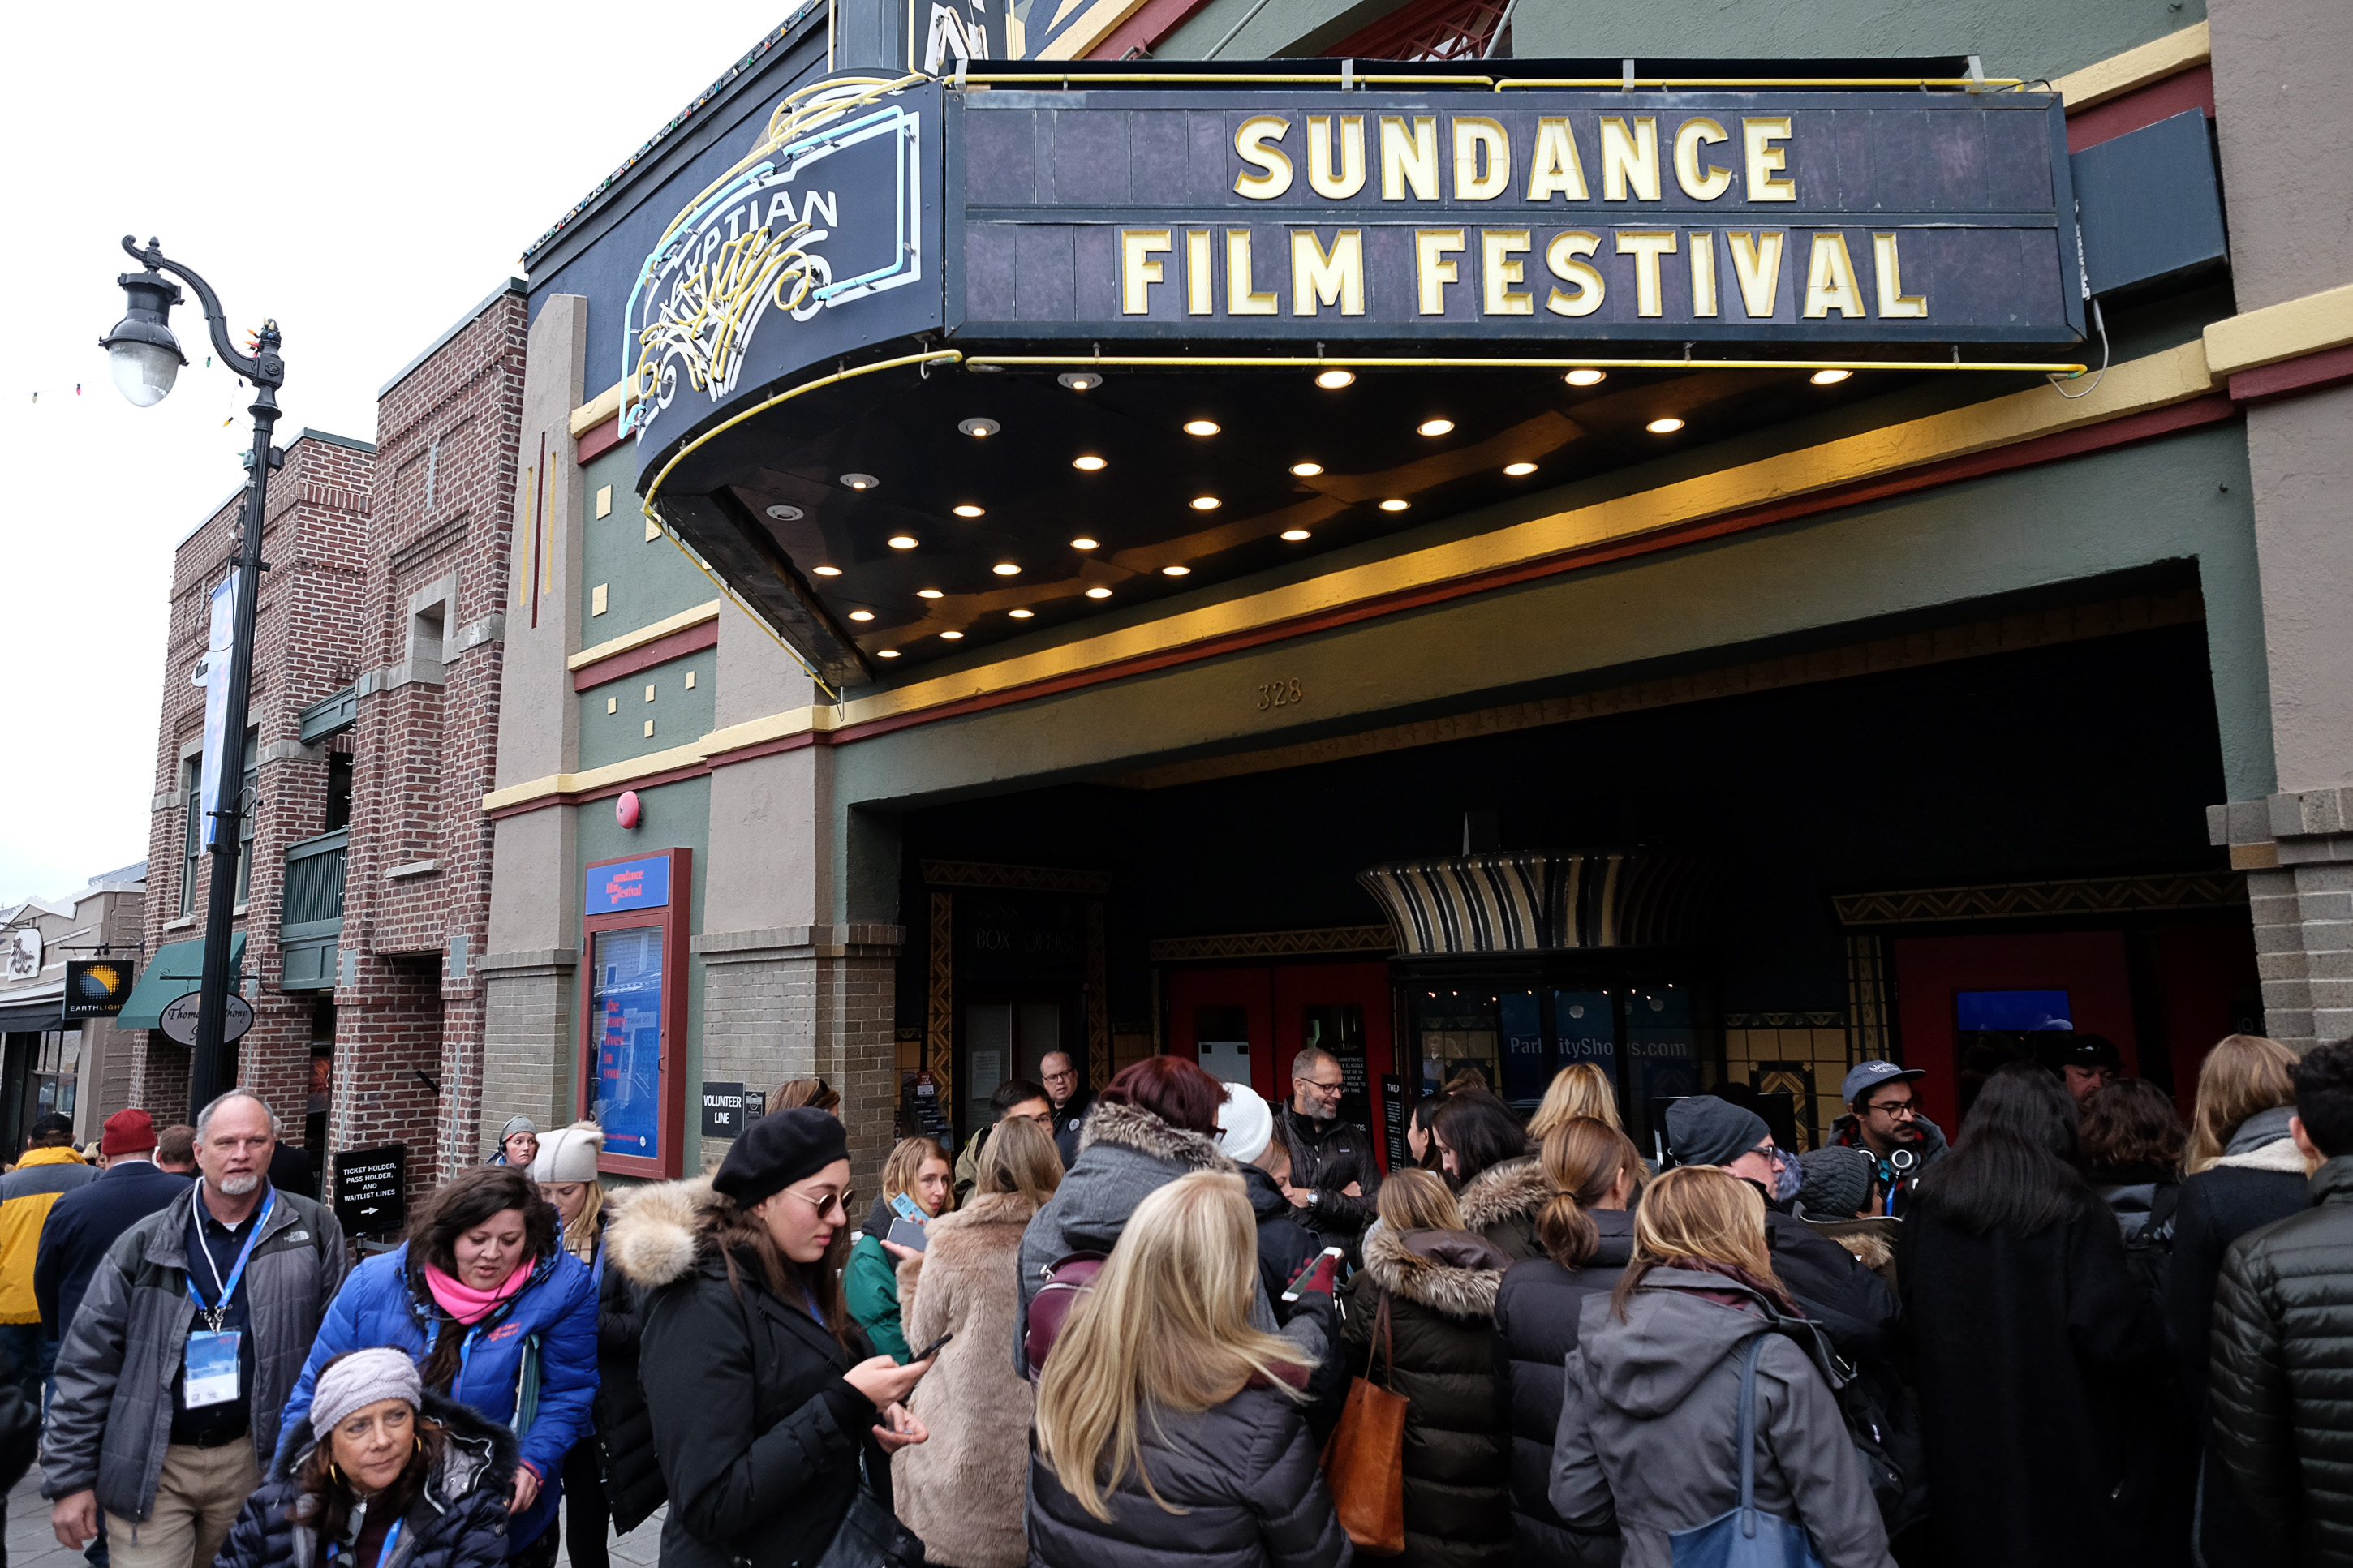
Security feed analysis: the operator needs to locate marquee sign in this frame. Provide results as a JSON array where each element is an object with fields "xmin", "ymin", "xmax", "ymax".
[
  {"xmin": 623, "ymin": 78, "xmax": 2080, "ymax": 479},
  {"xmin": 958, "ymin": 92, "xmax": 2081, "ymax": 343}
]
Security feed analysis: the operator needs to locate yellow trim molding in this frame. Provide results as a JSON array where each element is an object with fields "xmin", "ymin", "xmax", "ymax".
[
  {"xmin": 570, "ymin": 380, "xmax": 626, "ymax": 439},
  {"xmin": 565, "ymin": 599, "xmax": 725, "ymax": 672},
  {"xmin": 488, "ymin": 340, "xmax": 2217, "ymax": 815},
  {"xmin": 484, "ymin": 705, "xmax": 834, "ymax": 813},
  {"xmin": 2205, "ymin": 281, "xmax": 2353, "ymax": 376},
  {"xmin": 2052, "ymin": 20, "xmax": 2209, "ymax": 110}
]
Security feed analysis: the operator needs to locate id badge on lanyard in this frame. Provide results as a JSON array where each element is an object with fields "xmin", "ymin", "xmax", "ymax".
[{"xmin": 183, "ymin": 1190, "xmax": 273, "ymax": 1407}]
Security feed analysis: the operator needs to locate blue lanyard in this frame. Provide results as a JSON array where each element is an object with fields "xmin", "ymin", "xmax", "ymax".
[
  {"xmin": 185, "ymin": 1189, "xmax": 274, "ymax": 1330},
  {"xmin": 327, "ymin": 1517, "xmax": 402, "ymax": 1568}
]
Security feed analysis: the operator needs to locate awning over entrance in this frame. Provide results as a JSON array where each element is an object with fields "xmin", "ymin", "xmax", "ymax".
[
  {"xmin": 116, "ymin": 934, "xmax": 247, "ymax": 1030},
  {"xmin": 609, "ymin": 61, "xmax": 2127, "ymax": 691},
  {"xmin": 0, "ymin": 990, "xmax": 63, "ymax": 1032},
  {"xmin": 1360, "ymin": 852, "xmax": 1717, "ymax": 954}
]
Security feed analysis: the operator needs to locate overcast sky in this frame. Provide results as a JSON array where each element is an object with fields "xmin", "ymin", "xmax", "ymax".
[{"xmin": 0, "ymin": 2, "xmax": 795, "ymax": 907}]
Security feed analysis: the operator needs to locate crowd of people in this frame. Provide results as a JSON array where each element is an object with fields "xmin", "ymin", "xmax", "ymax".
[{"xmin": 0, "ymin": 1031, "xmax": 2349, "ymax": 1568}]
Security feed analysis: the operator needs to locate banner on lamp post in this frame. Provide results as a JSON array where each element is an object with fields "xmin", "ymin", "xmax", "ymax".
[{"xmin": 198, "ymin": 570, "xmax": 238, "ymax": 848}]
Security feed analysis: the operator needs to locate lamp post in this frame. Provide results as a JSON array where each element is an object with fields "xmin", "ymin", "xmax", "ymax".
[{"xmin": 101, "ymin": 235, "xmax": 285, "ymax": 1119}]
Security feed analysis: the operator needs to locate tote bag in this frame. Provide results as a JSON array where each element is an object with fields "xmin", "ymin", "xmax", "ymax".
[
  {"xmin": 1320, "ymin": 1291, "xmax": 1408, "ymax": 1556},
  {"xmin": 1667, "ymin": 1334, "xmax": 1826, "ymax": 1568}
]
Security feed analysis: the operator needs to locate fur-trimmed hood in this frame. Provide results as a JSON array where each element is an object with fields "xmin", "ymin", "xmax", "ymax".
[
  {"xmin": 269, "ymin": 1389, "xmax": 517, "ymax": 1501},
  {"xmin": 1456, "ymin": 1154, "xmax": 1553, "ymax": 1234},
  {"xmin": 1361, "ymin": 1223, "xmax": 1511, "ymax": 1319},
  {"xmin": 1075, "ymin": 1098, "xmax": 1234, "ymax": 1171},
  {"xmin": 606, "ymin": 1175, "xmax": 725, "ymax": 1291}
]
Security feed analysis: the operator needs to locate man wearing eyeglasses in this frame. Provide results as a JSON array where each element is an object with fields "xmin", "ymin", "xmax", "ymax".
[
  {"xmin": 1830, "ymin": 1060, "xmax": 1949, "ymax": 1215},
  {"xmin": 1275, "ymin": 1048, "xmax": 1381, "ymax": 1251}
]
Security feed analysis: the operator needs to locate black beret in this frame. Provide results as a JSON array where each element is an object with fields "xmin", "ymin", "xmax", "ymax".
[{"xmin": 712, "ymin": 1107, "xmax": 849, "ymax": 1209}]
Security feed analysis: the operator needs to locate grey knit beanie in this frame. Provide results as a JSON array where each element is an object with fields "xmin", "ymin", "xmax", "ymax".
[
  {"xmin": 311, "ymin": 1347, "xmax": 423, "ymax": 1437},
  {"xmin": 1797, "ymin": 1146, "xmax": 1876, "ymax": 1219},
  {"xmin": 1665, "ymin": 1095, "xmax": 1770, "ymax": 1169}
]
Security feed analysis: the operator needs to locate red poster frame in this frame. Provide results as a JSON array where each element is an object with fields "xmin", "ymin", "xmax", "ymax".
[{"xmin": 579, "ymin": 848, "xmax": 692, "ymax": 1179}]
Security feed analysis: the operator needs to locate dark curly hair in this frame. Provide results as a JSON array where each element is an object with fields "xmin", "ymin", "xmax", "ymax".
[
  {"xmin": 403, "ymin": 1166, "xmax": 557, "ymax": 1390},
  {"xmin": 2079, "ymin": 1078, "xmax": 2187, "ymax": 1174}
]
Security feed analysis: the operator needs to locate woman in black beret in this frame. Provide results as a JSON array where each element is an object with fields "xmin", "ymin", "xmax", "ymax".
[{"xmin": 609, "ymin": 1109, "xmax": 935, "ymax": 1568}]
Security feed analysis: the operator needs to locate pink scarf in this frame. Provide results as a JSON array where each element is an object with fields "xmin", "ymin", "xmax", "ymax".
[{"xmin": 423, "ymin": 1261, "xmax": 530, "ymax": 1325}]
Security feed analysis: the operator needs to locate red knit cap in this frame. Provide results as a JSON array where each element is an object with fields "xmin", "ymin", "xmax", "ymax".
[{"xmin": 100, "ymin": 1108, "xmax": 157, "ymax": 1157}]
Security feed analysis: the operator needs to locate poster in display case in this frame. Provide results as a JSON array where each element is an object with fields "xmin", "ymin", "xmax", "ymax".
[{"xmin": 579, "ymin": 849, "xmax": 692, "ymax": 1177}]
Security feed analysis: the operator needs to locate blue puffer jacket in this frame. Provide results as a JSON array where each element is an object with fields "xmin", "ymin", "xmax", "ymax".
[{"xmin": 280, "ymin": 1244, "xmax": 599, "ymax": 1553}]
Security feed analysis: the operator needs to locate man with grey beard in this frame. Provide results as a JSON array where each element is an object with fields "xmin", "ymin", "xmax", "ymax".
[
  {"xmin": 1275, "ymin": 1046, "xmax": 1383, "ymax": 1253},
  {"xmin": 42, "ymin": 1090, "xmax": 345, "ymax": 1568}
]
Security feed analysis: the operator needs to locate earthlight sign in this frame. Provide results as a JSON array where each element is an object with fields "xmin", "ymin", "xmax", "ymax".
[{"xmin": 625, "ymin": 79, "xmax": 2080, "ymax": 474}]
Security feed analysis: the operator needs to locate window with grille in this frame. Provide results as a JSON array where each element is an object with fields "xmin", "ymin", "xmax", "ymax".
[{"xmin": 1327, "ymin": 0, "xmax": 1512, "ymax": 62}]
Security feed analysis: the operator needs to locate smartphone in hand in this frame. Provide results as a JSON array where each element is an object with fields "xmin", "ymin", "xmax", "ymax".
[
  {"xmin": 886, "ymin": 1216, "xmax": 930, "ymax": 1252},
  {"xmin": 910, "ymin": 1330, "xmax": 954, "ymax": 1364},
  {"xmin": 1283, "ymin": 1246, "xmax": 1347, "ymax": 1301}
]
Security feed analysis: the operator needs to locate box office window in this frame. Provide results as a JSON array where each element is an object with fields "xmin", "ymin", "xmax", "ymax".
[{"xmin": 579, "ymin": 849, "xmax": 691, "ymax": 1178}]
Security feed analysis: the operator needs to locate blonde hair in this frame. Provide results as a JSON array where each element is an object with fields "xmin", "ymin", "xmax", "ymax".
[
  {"xmin": 1376, "ymin": 1166, "xmax": 1464, "ymax": 1232},
  {"xmin": 1535, "ymin": 1117, "xmax": 1644, "ymax": 1267},
  {"xmin": 1529, "ymin": 1062, "xmax": 1624, "ymax": 1140},
  {"xmin": 2184, "ymin": 1034, "xmax": 2299, "ymax": 1175},
  {"xmin": 1611, "ymin": 1165, "xmax": 1786, "ymax": 1320},
  {"xmin": 1034, "ymin": 1171, "xmax": 1311, "ymax": 1519},
  {"xmin": 881, "ymin": 1136, "xmax": 953, "ymax": 1217},
  {"xmin": 557, "ymin": 1179, "xmax": 604, "ymax": 1264},
  {"xmin": 977, "ymin": 1115, "xmax": 1064, "ymax": 1206}
]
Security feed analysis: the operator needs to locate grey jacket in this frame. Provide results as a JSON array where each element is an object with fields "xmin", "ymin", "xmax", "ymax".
[
  {"xmin": 1548, "ymin": 1271, "xmax": 1892, "ymax": 1568},
  {"xmin": 1016, "ymin": 1101, "xmax": 1324, "ymax": 1373},
  {"xmin": 42, "ymin": 1181, "xmax": 347, "ymax": 1519}
]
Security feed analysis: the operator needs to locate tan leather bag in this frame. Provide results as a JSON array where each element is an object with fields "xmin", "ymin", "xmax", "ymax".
[{"xmin": 1320, "ymin": 1291, "xmax": 1408, "ymax": 1556}]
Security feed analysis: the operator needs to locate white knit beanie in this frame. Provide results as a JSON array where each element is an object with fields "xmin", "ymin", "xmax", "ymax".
[
  {"xmin": 311, "ymin": 1348, "xmax": 423, "ymax": 1437},
  {"xmin": 1215, "ymin": 1084, "xmax": 1274, "ymax": 1165},
  {"xmin": 531, "ymin": 1122, "xmax": 604, "ymax": 1184}
]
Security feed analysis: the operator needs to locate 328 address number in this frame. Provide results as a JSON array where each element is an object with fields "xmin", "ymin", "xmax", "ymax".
[{"xmin": 1255, "ymin": 678, "xmax": 1303, "ymax": 711}]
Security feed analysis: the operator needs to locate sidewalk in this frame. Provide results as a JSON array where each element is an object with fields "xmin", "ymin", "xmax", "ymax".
[{"xmin": 4, "ymin": 1469, "xmax": 662, "ymax": 1568}]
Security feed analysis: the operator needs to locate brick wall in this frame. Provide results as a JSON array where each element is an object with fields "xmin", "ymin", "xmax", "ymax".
[
  {"xmin": 338, "ymin": 286, "xmax": 527, "ymax": 1199},
  {"xmin": 136, "ymin": 434, "xmax": 373, "ymax": 1133}
]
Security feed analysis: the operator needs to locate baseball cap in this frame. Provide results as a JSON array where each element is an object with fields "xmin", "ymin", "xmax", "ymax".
[
  {"xmin": 2050, "ymin": 1033, "xmax": 2123, "ymax": 1069},
  {"xmin": 1842, "ymin": 1060, "xmax": 1926, "ymax": 1104}
]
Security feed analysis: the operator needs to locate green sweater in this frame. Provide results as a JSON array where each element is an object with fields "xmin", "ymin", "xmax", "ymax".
[{"xmin": 845, "ymin": 1230, "xmax": 911, "ymax": 1362}]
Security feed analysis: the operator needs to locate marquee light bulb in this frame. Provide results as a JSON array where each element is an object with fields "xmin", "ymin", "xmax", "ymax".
[
  {"xmin": 1290, "ymin": 461, "xmax": 1323, "ymax": 477},
  {"xmin": 1184, "ymin": 419, "xmax": 1220, "ymax": 436},
  {"xmin": 992, "ymin": 562, "xmax": 1021, "ymax": 576},
  {"xmin": 1379, "ymin": 499, "xmax": 1409, "ymax": 512},
  {"xmin": 1086, "ymin": 586, "xmax": 1113, "ymax": 599},
  {"xmin": 1280, "ymin": 529, "xmax": 1312, "ymax": 541},
  {"xmin": 888, "ymin": 535, "xmax": 918, "ymax": 549},
  {"xmin": 1073, "ymin": 454, "xmax": 1107, "ymax": 471},
  {"xmin": 953, "ymin": 504, "xmax": 984, "ymax": 518},
  {"xmin": 1503, "ymin": 462, "xmax": 1538, "ymax": 476},
  {"xmin": 1189, "ymin": 496, "xmax": 1220, "ymax": 511},
  {"xmin": 1811, "ymin": 367, "xmax": 1854, "ymax": 385},
  {"xmin": 1645, "ymin": 416, "xmax": 1685, "ymax": 434},
  {"xmin": 848, "ymin": 610, "xmax": 875, "ymax": 621},
  {"xmin": 1069, "ymin": 536, "xmax": 1100, "ymax": 550},
  {"xmin": 940, "ymin": 629, "xmax": 965, "ymax": 639},
  {"xmin": 917, "ymin": 588, "xmax": 944, "ymax": 599},
  {"xmin": 1417, "ymin": 418, "xmax": 1455, "ymax": 437},
  {"xmin": 1565, "ymin": 368, "xmax": 1607, "ymax": 387},
  {"xmin": 1009, "ymin": 608, "xmax": 1035, "ymax": 619},
  {"xmin": 1315, "ymin": 369, "xmax": 1355, "ymax": 389},
  {"xmin": 813, "ymin": 565, "xmax": 842, "ymax": 576},
  {"xmin": 1162, "ymin": 565, "xmax": 1191, "ymax": 576}
]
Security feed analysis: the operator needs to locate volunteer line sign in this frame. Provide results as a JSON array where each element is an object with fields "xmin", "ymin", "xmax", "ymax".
[{"xmin": 956, "ymin": 92, "xmax": 2081, "ymax": 342}]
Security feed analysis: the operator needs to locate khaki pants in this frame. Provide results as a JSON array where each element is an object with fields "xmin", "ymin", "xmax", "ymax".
[{"xmin": 106, "ymin": 1441, "xmax": 262, "ymax": 1568}]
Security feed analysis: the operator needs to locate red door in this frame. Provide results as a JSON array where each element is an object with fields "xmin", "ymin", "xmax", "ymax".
[
  {"xmin": 1165, "ymin": 961, "xmax": 1396, "ymax": 1170},
  {"xmin": 1891, "ymin": 931, "xmax": 2139, "ymax": 1131}
]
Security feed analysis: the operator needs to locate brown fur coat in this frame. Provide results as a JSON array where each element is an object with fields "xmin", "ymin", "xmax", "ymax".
[
  {"xmin": 890, "ymin": 1190, "xmax": 1040, "ymax": 1568},
  {"xmin": 1457, "ymin": 1155, "xmax": 1555, "ymax": 1262}
]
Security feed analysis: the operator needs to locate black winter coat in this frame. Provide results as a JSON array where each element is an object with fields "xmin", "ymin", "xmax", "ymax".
[
  {"xmin": 1491, "ymin": 1212, "xmax": 1631, "ymax": 1568},
  {"xmin": 1899, "ymin": 1192, "xmax": 2174, "ymax": 1568},
  {"xmin": 1276, "ymin": 1105, "xmax": 1383, "ymax": 1240},
  {"xmin": 611, "ymin": 1177, "xmax": 890, "ymax": 1568},
  {"xmin": 213, "ymin": 1394, "xmax": 517, "ymax": 1568},
  {"xmin": 2162, "ymin": 1124, "xmax": 2307, "ymax": 1568},
  {"xmin": 1026, "ymin": 1380, "xmax": 1349, "ymax": 1568},
  {"xmin": 1342, "ymin": 1226, "xmax": 1514, "ymax": 1568},
  {"xmin": 2211, "ymin": 1153, "xmax": 2353, "ymax": 1564},
  {"xmin": 1242, "ymin": 1166, "xmax": 1323, "ymax": 1312},
  {"xmin": 591, "ymin": 1239, "xmax": 664, "ymax": 1533},
  {"xmin": 1761, "ymin": 1205, "xmax": 1899, "ymax": 1360}
]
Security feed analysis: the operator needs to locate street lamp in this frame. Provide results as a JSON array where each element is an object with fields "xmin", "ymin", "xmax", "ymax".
[{"xmin": 101, "ymin": 235, "xmax": 286, "ymax": 1119}]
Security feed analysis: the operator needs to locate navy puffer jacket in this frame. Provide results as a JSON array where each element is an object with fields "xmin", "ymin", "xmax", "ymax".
[{"xmin": 213, "ymin": 1393, "xmax": 517, "ymax": 1568}]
